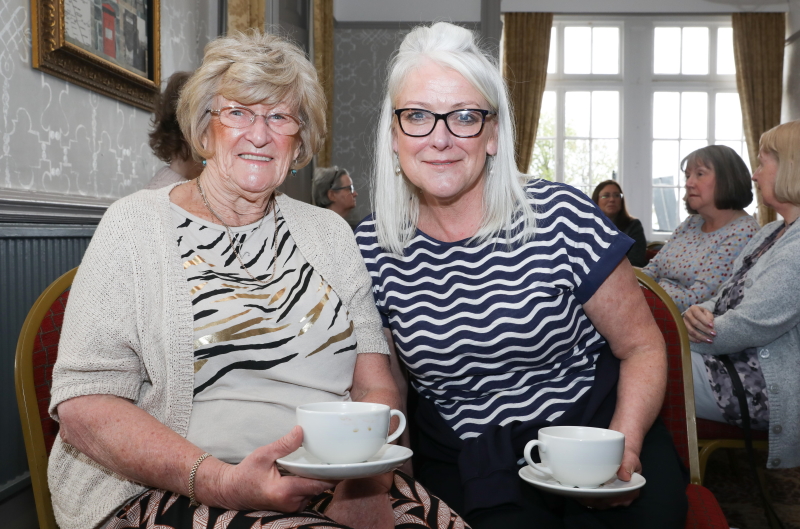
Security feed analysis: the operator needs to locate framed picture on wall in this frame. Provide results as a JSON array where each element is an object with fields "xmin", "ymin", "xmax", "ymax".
[{"xmin": 31, "ymin": 0, "xmax": 161, "ymax": 111}]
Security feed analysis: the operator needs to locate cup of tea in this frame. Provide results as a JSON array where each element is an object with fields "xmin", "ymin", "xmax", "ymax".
[
  {"xmin": 523, "ymin": 426, "xmax": 624, "ymax": 488},
  {"xmin": 296, "ymin": 402, "xmax": 406, "ymax": 464}
]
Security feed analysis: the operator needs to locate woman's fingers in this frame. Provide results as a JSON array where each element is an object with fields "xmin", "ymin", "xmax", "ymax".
[
  {"xmin": 615, "ymin": 449, "xmax": 641, "ymax": 482},
  {"xmin": 262, "ymin": 425, "xmax": 304, "ymax": 463},
  {"xmin": 683, "ymin": 306, "xmax": 715, "ymax": 343}
]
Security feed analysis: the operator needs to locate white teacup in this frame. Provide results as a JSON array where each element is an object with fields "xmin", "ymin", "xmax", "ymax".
[
  {"xmin": 296, "ymin": 402, "xmax": 406, "ymax": 464},
  {"xmin": 523, "ymin": 426, "xmax": 624, "ymax": 488}
]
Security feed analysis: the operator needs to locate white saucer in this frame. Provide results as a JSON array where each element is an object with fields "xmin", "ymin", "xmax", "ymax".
[
  {"xmin": 518, "ymin": 466, "xmax": 646, "ymax": 499},
  {"xmin": 277, "ymin": 444, "xmax": 412, "ymax": 480}
]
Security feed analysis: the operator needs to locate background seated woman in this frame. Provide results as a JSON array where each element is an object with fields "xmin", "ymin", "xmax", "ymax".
[
  {"xmin": 684, "ymin": 120, "xmax": 800, "ymax": 471},
  {"xmin": 312, "ymin": 166, "xmax": 358, "ymax": 219},
  {"xmin": 356, "ymin": 22, "xmax": 688, "ymax": 529},
  {"xmin": 592, "ymin": 179, "xmax": 647, "ymax": 267},
  {"xmin": 641, "ymin": 145, "xmax": 759, "ymax": 312},
  {"xmin": 145, "ymin": 70, "xmax": 204, "ymax": 189},
  {"xmin": 48, "ymin": 31, "xmax": 464, "ymax": 529}
]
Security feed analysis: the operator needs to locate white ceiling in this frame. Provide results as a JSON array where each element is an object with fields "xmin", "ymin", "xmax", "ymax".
[{"xmin": 333, "ymin": 0, "xmax": 788, "ymax": 22}]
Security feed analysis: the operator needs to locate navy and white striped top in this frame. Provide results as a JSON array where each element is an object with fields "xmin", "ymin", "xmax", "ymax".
[{"xmin": 355, "ymin": 180, "xmax": 632, "ymax": 439}]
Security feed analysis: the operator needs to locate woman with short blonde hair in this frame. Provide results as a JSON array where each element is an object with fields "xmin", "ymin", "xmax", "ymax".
[
  {"xmin": 49, "ymin": 30, "xmax": 465, "ymax": 529},
  {"xmin": 685, "ymin": 120, "xmax": 800, "ymax": 470}
]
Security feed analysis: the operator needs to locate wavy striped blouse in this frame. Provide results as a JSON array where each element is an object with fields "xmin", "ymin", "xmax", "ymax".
[
  {"xmin": 356, "ymin": 180, "xmax": 632, "ymax": 439},
  {"xmin": 173, "ymin": 203, "xmax": 358, "ymax": 463}
]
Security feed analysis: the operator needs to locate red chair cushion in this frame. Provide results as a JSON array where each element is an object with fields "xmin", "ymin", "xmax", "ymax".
[
  {"xmin": 32, "ymin": 288, "xmax": 70, "ymax": 455},
  {"xmin": 685, "ymin": 484, "xmax": 728, "ymax": 528},
  {"xmin": 696, "ymin": 418, "xmax": 769, "ymax": 441},
  {"xmin": 641, "ymin": 288, "xmax": 691, "ymax": 469}
]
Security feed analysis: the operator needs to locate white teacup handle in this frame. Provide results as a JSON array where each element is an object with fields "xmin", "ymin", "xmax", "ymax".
[
  {"xmin": 386, "ymin": 409, "xmax": 406, "ymax": 444},
  {"xmin": 524, "ymin": 440, "xmax": 554, "ymax": 478}
]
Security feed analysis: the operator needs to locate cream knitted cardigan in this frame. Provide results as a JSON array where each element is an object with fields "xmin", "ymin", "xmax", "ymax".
[{"xmin": 47, "ymin": 184, "xmax": 389, "ymax": 529}]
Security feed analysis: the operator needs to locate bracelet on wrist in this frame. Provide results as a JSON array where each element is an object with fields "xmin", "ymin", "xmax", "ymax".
[{"xmin": 188, "ymin": 452, "xmax": 212, "ymax": 507}]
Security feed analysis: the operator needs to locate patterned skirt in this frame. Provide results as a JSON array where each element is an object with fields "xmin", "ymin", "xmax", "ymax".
[{"xmin": 105, "ymin": 471, "xmax": 468, "ymax": 529}]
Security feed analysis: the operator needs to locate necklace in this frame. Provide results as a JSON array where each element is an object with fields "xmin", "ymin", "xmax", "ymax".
[{"xmin": 195, "ymin": 177, "xmax": 279, "ymax": 284}]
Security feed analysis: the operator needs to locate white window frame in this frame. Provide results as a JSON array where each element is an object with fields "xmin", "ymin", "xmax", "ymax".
[
  {"xmin": 540, "ymin": 15, "xmax": 739, "ymax": 240},
  {"xmin": 539, "ymin": 19, "xmax": 625, "ymax": 196}
]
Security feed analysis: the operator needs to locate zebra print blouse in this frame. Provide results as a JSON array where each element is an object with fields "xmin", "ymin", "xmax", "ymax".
[
  {"xmin": 172, "ymin": 203, "xmax": 358, "ymax": 463},
  {"xmin": 356, "ymin": 179, "xmax": 632, "ymax": 440}
]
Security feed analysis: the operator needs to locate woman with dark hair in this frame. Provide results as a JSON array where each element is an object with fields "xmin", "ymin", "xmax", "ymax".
[
  {"xmin": 592, "ymin": 180, "xmax": 646, "ymax": 267},
  {"xmin": 641, "ymin": 144, "xmax": 759, "ymax": 312},
  {"xmin": 145, "ymin": 71, "xmax": 203, "ymax": 189},
  {"xmin": 684, "ymin": 120, "xmax": 800, "ymax": 470}
]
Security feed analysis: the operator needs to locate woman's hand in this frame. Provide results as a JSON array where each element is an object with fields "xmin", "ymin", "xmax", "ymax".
[
  {"xmin": 324, "ymin": 473, "xmax": 395, "ymax": 529},
  {"xmin": 683, "ymin": 305, "xmax": 716, "ymax": 343},
  {"xmin": 201, "ymin": 426, "xmax": 338, "ymax": 512},
  {"xmin": 579, "ymin": 448, "xmax": 642, "ymax": 510}
]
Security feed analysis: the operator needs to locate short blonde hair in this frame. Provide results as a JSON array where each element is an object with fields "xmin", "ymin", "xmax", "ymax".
[
  {"xmin": 759, "ymin": 120, "xmax": 800, "ymax": 206},
  {"xmin": 177, "ymin": 30, "xmax": 325, "ymax": 169}
]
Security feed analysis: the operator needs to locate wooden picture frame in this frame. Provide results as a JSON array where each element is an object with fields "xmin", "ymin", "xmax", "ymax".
[{"xmin": 31, "ymin": 0, "xmax": 161, "ymax": 111}]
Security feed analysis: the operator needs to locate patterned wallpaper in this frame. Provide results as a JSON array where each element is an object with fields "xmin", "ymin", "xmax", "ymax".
[
  {"xmin": 0, "ymin": 0, "xmax": 211, "ymax": 201},
  {"xmin": 332, "ymin": 27, "xmax": 409, "ymax": 224}
]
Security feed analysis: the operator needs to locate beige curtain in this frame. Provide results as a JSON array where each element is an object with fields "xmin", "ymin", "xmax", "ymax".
[
  {"xmin": 314, "ymin": 0, "xmax": 335, "ymax": 167},
  {"xmin": 502, "ymin": 13, "xmax": 553, "ymax": 173},
  {"xmin": 227, "ymin": 0, "xmax": 264, "ymax": 34},
  {"xmin": 732, "ymin": 13, "xmax": 785, "ymax": 225}
]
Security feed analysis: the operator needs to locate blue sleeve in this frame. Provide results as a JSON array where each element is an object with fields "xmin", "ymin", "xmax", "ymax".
[{"xmin": 528, "ymin": 181, "xmax": 633, "ymax": 305}]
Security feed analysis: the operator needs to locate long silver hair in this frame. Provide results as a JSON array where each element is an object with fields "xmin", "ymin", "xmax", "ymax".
[{"xmin": 372, "ymin": 22, "xmax": 536, "ymax": 254}]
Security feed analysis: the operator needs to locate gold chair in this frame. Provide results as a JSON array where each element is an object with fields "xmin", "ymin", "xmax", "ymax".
[
  {"xmin": 15, "ymin": 267, "xmax": 77, "ymax": 529},
  {"xmin": 634, "ymin": 270, "xmax": 728, "ymax": 529}
]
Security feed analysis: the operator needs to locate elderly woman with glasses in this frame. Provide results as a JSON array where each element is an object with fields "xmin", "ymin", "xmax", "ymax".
[
  {"xmin": 48, "ymin": 32, "xmax": 465, "ymax": 529},
  {"xmin": 313, "ymin": 166, "xmax": 359, "ymax": 219},
  {"xmin": 356, "ymin": 22, "xmax": 688, "ymax": 529}
]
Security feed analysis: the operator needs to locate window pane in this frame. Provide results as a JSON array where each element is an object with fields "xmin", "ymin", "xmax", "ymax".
[
  {"xmin": 715, "ymin": 93, "xmax": 742, "ymax": 140},
  {"xmin": 592, "ymin": 27, "xmax": 619, "ymax": 74},
  {"xmin": 653, "ymin": 92, "xmax": 680, "ymax": 139},
  {"xmin": 565, "ymin": 92, "xmax": 591, "ymax": 137},
  {"xmin": 717, "ymin": 27, "xmax": 735, "ymax": 74},
  {"xmin": 653, "ymin": 140, "xmax": 679, "ymax": 185},
  {"xmin": 564, "ymin": 139, "xmax": 590, "ymax": 189},
  {"xmin": 547, "ymin": 27, "xmax": 557, "ymax": 74},
  {"xmin": 564, "ymin": 27, "xmax": 591, "ymax": 74},
  {"xmin": 681, "ymin": 92, "xmax": 708, "ymax": 139},
  {"xmin": 538, "ymin": 91, "xmax": 557, "ymax": 138},
  {"xmin": 680, "ymin": 139, "xmax": 708, "ymax": 164},
  {"xmin": 592, "ymin": 139, "xmax": 619, "ymax": 184},
  {"xmin": 592, "ymin": 91, "xmax": 619, "ymax": 138},
  {"xmin": 652, "ymin": 187, "xmax": 681, "ymax": 231},
  {"xmin": 654, "ymin": 27, "xmax": 681, "ymax": 74},
  {"xmin": 682, "ymin": 27, "xmax": 709, "ymax": 74},
  {"xmin": 531, "ymin": 140, "xmax": 556, "ymax": 180}
]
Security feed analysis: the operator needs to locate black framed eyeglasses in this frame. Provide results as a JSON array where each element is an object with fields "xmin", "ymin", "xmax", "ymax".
[
  {"xmin": 207, "ymin": 106, "xmax": 302, "ymax": 135},
  {"xmin": 331, "ymin": 184, "xmax": 355, "ymax": 193},
  {"xmin": 394, "ymin": 108, "xmax": 495, "ymax": 138},
  {"xmin": 599, "ymin": 192, "xmax": 623, "ymax": 200}
]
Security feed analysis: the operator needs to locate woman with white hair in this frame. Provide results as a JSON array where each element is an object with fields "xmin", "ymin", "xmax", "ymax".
[{"xmin": 356, "ymin": 22, "xmax": 688, "ymax": 528}]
